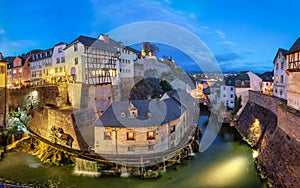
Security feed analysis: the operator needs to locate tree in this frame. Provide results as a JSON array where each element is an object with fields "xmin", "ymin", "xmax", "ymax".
[
  {"xmin": 233, "ymin": 95, "xmax": 242, "ymax": 115},
  {"xmin": 142, "ymin": 42, "xmax": 159, "ymax": 56}
]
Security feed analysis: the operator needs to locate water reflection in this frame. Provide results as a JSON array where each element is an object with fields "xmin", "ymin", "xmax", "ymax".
[{"xmin": 0, "ymin": 116, "xmax": 266, "ymax": 188}]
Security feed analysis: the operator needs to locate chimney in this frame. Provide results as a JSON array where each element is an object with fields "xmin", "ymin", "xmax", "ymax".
[
  {"xmin": 0, "ymin": 52, "xmax": 3, "ymax": 60},
  {"xmin": 103, "ymin": 34, "xmax": 109, "ymax": 44}
]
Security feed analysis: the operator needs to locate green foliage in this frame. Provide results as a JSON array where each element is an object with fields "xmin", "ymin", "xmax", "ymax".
[
  {"xmin": 7, "ymin": 108, "xmax": 30, "ymax": 133},
  {"xmin": 233, "ymin": 95, "xmax": 242, "ymax": 115},
  {"xmin": 160, "ymin": 80, "xmax": 172, "ymax": 92}
]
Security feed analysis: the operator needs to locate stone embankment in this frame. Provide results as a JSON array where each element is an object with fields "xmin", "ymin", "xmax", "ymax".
[{"xmin": 236, "ymin": 91, "xmax": 300, "ymax": 187}]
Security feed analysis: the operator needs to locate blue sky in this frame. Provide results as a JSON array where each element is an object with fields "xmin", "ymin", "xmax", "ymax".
[{"xmin": 1, "ymin": 0, "xmax": 300, "ymax": 73}]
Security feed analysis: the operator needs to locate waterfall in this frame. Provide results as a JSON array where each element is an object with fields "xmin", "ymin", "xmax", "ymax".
[
  {"xmin": 189, "ymin": 144, "xmax": 195, "ymax": 156},
  {"xmin": 74, "ymin": 158, "xmax": 100, "ymax": 177},
  {"xmin": 120, "ymin": 164, "xmax": 129, "ymax": 178}
]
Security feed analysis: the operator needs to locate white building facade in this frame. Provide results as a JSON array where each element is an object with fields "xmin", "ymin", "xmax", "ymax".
[
  {"xmin": 273, "ymin": 48, "xmax": 288, "ymax": 99},
  {"xmin": 51, "ymin": 42, "xmax": 67, "ymax": 83},
  {"xmin": 30, "ymin": 49, "xmax": 53, "ymax": 86}
]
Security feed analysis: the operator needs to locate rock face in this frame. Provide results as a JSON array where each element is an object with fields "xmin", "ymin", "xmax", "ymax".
[{"xmin": 236, "ymin": 91, "xmax": 300, "ymax": 187}]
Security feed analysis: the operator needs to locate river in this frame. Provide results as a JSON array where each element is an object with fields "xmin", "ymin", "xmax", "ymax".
[{"xmin": 0, "ymin": 116, "xmax": 266, "ymax": 188}]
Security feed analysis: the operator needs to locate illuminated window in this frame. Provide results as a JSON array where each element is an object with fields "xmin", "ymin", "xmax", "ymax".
[
  {"xmin": 275, "ymin": 75, "xmax": 278, "ymax": 83},
  {"xmin": 127, "ymin": 131, "xmax": 135, "ymax": 140},
  {"xmin": 18, "ymin": 68, "xmax": 22, "ymax": 73},
  {"xmin": 147, "ymin": 131, "xmax": 155, "ymax": 140},
  {"xmin": 104, "ymin": 132, "xmax": 111, "ymax": 140},
  {"xmin": 170, "ymin": 125, "xmax": 176, "ymax": 134}
]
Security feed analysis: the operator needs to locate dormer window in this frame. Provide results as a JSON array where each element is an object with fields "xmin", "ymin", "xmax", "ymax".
[{"xmin": 129, "ymin": 102, "xmax": 138, "ymax": 118}]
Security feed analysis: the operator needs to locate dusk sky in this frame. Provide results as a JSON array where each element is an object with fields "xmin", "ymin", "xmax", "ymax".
[{"xmin": 1, "ymin": 0, "xmax": 300, "ymax": 73}]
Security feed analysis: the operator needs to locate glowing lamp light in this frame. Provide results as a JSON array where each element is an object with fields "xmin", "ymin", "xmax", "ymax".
[
  {"xmin": 252, "ymin": 150, "xmax": 259, "ymax": 158},
  {"xmin": 32, "ymin": 90, "xmax": 38, "ymax": 97},
  {"xmin": 49, "ymin": 69, "xmax": 54, "ymax": 75}
]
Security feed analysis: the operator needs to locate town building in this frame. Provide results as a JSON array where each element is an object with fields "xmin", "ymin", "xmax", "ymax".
[
  {"xmin": 260, "ymin": 71, "xmax": 274, "ymax": 95},
  {"xmin": 29, "ymin": 49, "xmax": 53, "ymax": 86},
  {"xmin": 273, "ymin": 48, "xmax": 288, "ymax": 99},
  {"xmin": 9, "ymin": 53, "xmax": 32, "ymax": 88},
  {"xmin": 51, "ymin": 42, "xmax": 68, "ymax": 84},
  {"xmin": 286, "ymin": 37, "xmax": 300, "ymax": 110},
  {"xmin": 94, "ymin": 90, "xmax": 197, "ymax": 165}
]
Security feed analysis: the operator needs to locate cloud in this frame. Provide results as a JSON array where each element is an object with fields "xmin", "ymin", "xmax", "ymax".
[
  {"xmin": 217, "ymin": 41, "xmax": 235, "ymax": 46},
  {"xmin": 215, "ymin": 30, "xmax": 225, "ymax": 39},
  {"xmin": 0, "ymin": 28, "xmax": 5, "ymax": 34},
  {"xmin": 215, "ymin": 51, "xmax": 241, "ymax": 62}
]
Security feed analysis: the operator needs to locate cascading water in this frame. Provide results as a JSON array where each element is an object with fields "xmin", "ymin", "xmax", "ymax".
[{"xmin": 74, "ymin": 158, "xmax": 100, "ymax": 177}]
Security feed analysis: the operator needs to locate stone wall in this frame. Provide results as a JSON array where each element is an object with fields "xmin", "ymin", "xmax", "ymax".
[
  {"xmin": 7, "ymin": 86, "xmax": 59, "ymax": 110},
  {"xmin": 0, "ymin": 88, "xmax": 6, "ymax": 126},
  {"xmin": 30, "ymin": 107, "xmax": 89, "ymax": 151},
  {"xmin": 236, "ymin": 91, "xmax": 300, "ymax": 187}
]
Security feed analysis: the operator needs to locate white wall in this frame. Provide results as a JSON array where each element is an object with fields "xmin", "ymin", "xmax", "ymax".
[
  {"xmin": 287, "ymin": 72, "xmax": 300, "ymax": 110},
  {"xmin": 65, "ymin": 42, "xmax": 85, "ymax": 83},
  {"xmin": 273, "ymin": 52, "xmax": 288, "ymax": 99}
]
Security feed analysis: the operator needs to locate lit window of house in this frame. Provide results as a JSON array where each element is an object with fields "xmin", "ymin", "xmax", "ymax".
[
  {"xmin": 74, "ymin": 44, "xmax": 78, "ymax": 52},
  {"xmin": 104, "ymin": 132, "xmax": 111, "ymax": 140},
  {"xmin": 170, "ymin": 125, "xmax": 176, "ymax": 134},
  {"xmin": 127, "ymin": 131, "xmax": 135, "ymax": 140},
  {"xmin": 275, "ymin": 75, "xmax": 278, "ymax": 83},
  {"xmin": 147, "ymin": 131, "xmax": 155, "ymax": 140}
]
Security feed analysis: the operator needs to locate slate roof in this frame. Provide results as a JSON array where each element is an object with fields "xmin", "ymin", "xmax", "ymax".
[
  {"xmin": 235, "ymin": 72, "xmax": 250, "ymax": 81},
  {"xmin": 224, "ymin": 76, "xmax": 235, "ymax": 86},
  {"xmin": 260, "ymin": 71, "xmax": 273, "ymax": 82},
  {"xmin": 288, "ymin": 37, "xmax": 300, "ymax": 54},
  {"xmin": 273, "ymin": 48, "xmax": 288, "ymax": 63},
  {"xmin": 95, "ymin": 98, "xmax": 185, "ymax": 128}
]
